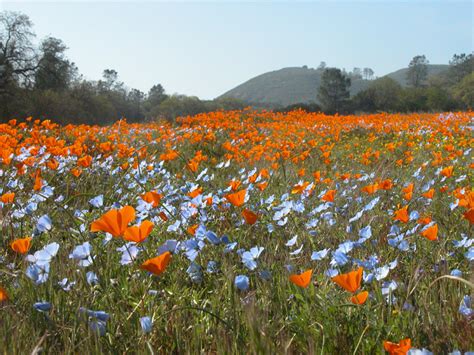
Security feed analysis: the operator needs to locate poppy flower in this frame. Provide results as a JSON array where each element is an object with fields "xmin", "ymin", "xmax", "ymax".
[
  {"xmin": 331, "ymin": 267, "xmax": 363, "ymax": 293},
  {"xmin": 242, "ymin": 209, "xmax": 258, "ymax": 225},
  {"xmin": 10, "ymin": 237, "xmax": 32, "ymax": 254},
  {"xmin": 225, "ymin": 189, "xmax": 247, "ymax": 207},
  {"xmin": 1, "ymin": 192, "xmax": 15, "ymax": 204},
  {"xmin": 0, "ymin": 286, "xmax": 8, "ymax": 302},
  {"xmin": 422, "ymin": 189, "xmax": 434, "ymax": 199},
  {"xmin": 383, "ymin": 338, "xmax": 411, "ymax": 355},
  {"xmin": 420, "ymin": 223, "xmax": 438, "ymax": 241},
  {"xmin": 350, "ymin": 290, "xmax": 369, "ymax": 305},
  {"xmin": 188, "ymin": 187, "xmax": 203, "ymax": 198},
  {"xmin": 141, "ymin": 252, "xmax": 171, "ymax": 276},
  {"xmin": 361, "ymin": 183, "xmax": 379, "ymax": 194},
  {"xmin": 229, "ymin": 180, "xmax": 241, "ymax": 191},
  {"xmin": 321, "ymin": 189, "xmax": 336, "ymax": 202},
  {"xmin": 33, "ymin": 172, "xmax": 43, "ymax": 191},
  {"xmin": 123, "ymin": 220, "xmax": 154, "ymax": 243},
  {"xmin": 440, "ymin": 166, "xmax": 454, "ymax": 177},
  {"xmin": 289, "ymin": 269, "xmax": 313, "ymax": 288},
  {"xmin": 90, "ymin": 206, "xmax": 136, "ymax": 238},
  {"xmin": 393, "ymin": 206, "xmax": 409, "ymax": 223},
  {"xmin": 141, "ymin": 191, "xmax": 163, "ymax": 207},
  {"xmin": 379, "ymin": 179, "xmax": 394, "ymax": 190}
]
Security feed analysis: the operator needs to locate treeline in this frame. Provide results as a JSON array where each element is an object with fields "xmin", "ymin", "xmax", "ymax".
[
  {"xmin": 286, "ymin": 54, "xmax": 472, "ymax": 114},
  {"xmin": 1, "ymin": 11, "xmax": 472, "ymax": 125},
  {"xmin": 0, "ymin": 11, "xmax": 245, "ymax": 124}
]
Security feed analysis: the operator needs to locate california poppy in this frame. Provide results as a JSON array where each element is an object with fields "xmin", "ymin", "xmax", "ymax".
[
  {"xmin": 289, "ymin": 269, "xmax": 313, "ymax": 288},
  {"xmin": 393, "ymin": 206, "xmax": 409, "ymax": 223},
  {"xmin": 383, "ymin": 338, "xmax": 411, "ymax": 355},
  {"xmin": 90, "ymin": 206, "xmax": 136, "ymax": 237},
  {"xmin": 350, "ymin": 290, "xmax": 369, "ymax": 305},
  {"xmin": 331, "ymin": 267, "xmax": 363, "ymax": 293},
  {"xmin": 141, "ymin": 252, "xmax": 171, "ymax": 276},
  {"xmin": 242, "ymin": 209, "xmax": 258, "ymax": 225},
  {"xmin": 123, "ymin": 220, "xmax": 154, "ymax": 243},
  {"xmin": 321, "ymin": 189, "xmax": 336, "ymax": 202},
  {"xmin": 422, "ymin": 189, "xmax": 434, "ymax": 199},
  {"xmin": 141, "ymin": 191, "xmax": 163, "ymax": 207},
  {"xmin": 188, "ymin": 187, "xmax": 203, "ymax": 198},
  {"xmin": 361, "ymin": 183, "xmax": 379, "ymax": 194},
  {"xmin": 0, "ymin": 286, "xmax": 8, "ymax": 302},
  {"xmin": 440, "ymin": 166, "xmax": 454, "ymax": 178},
  {"xmin": 420, "ymin": 223, "xmax": 438, "ymax": 241},
  {"xmin": 226, "ymin": 189, "xmax": 247, "ymax": 207},
  {"xmin": 10, "ymin": 237, "xmax": 32, "ymax": 254},
  {"xmin": 229, "ymin": 180, "xmax": 242, "ymax": 191},
  {"xmin": 1, "ymin": 192, "xmax": 15, "ymax": 204}
]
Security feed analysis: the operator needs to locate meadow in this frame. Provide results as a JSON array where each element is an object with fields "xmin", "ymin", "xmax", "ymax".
[{"xmin": 0, "ymin": 110, "xmax": 472, "ymax": 354}]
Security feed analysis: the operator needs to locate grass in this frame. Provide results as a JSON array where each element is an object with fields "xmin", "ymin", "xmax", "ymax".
[{"xmin": 0, "ymin": 111, "xmax": 472, "ymax": 353}]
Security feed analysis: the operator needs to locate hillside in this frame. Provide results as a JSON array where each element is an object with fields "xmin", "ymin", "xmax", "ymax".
[{"xmin": 219, "ymin": 64, "xmax": 449, "ymax": 107}]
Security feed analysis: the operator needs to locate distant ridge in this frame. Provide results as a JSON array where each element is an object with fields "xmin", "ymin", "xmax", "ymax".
[{"xmin": 219, "ymin": 64, "xmax": 449, "ymax": 106}]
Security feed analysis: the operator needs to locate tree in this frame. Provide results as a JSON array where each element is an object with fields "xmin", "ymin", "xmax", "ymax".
[
  {"xmin": 35, "ymin": 37, "xmax": 77, "ymax": 91},
  {"xmin": 317, "ymin": 68, "xmax": 351, "ymax": 113},
  {"xmin": 452, "ymin": 72, "xmax": 474, "ymax": 109},
  {"xmin": 448, "ymin": 53, "xmax": 474, "ymax": 84},
  {"xmin": 407, "ymin": 55, "xmax": 429, "ymax": 87},
  {"xmin": 317, "ymin": 61, "xmax": 326, "ymax": 70},
  {"xmin": 0, "ymin": 11, "xmax": 37, "ymax": 91},
  {"xmin": 353, "ymin": 77, "xmax": 402, "ymax": 112},
  {"xmin": 362, "ymin": 68, "xmax": 374, "ymax": 80},
  {"xmin": 351, "ymin": 67, "xmax": 362, "ymax": 79}
]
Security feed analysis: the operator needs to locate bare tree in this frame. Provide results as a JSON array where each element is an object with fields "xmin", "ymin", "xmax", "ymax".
[{"xmin": 0, "ymin": 11, "xmax": 38, "ymax": 92}]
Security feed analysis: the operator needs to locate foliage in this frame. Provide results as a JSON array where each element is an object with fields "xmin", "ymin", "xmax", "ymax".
[{"xmin": 317, "ymin": 68, "xmax": 351, "ymax": 114}]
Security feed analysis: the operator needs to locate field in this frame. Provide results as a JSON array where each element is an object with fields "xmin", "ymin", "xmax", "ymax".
[{"xmin": 0, "ymin": 110, "xmax": 473, "ymax": 354}]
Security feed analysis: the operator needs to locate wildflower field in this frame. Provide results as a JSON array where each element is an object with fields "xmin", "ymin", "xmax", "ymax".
[{"xmin": 0, "ymin": 111, "xmax": 473, "ymax": 354}]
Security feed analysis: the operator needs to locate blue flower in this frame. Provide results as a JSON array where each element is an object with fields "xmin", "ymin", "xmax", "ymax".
[
  {"xmin": 235, "ymin": 275, "xmax": 249, "ymax": 291},
  {"xmin": 69, "ymin": 242, "xmax": 93, "ymax": 267},
  {"xmin": 36, "ymin": 215, "xmax": 52, "ymax": 233},
  {"xmin": 140, "ymin": 316, "xmax": 153, "ymax": 333},
  {"xmin": 89, "ymin": 195, "xmax": 104, "ymax": 208},
  {"xmin": 33, "ymin": 301, "xmax": 51, "ymax": 312}
]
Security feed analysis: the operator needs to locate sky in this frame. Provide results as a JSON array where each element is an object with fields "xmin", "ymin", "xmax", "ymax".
[{"xmin": 1, "ymin": 1, "xmax": 473, "ymax": 99}]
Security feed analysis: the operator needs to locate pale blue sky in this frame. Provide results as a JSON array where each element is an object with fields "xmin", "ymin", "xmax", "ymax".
[{"xmin": 2, "ymin": 1, "xmax": 473, "ymax": 99}]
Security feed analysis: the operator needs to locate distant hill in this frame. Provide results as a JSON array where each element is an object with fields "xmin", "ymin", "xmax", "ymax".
[{"xmin": 219, "ymin": 64, "xmax": 449, "ymax": 107}]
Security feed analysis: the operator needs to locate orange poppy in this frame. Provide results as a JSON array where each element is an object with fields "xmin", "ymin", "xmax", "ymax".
[
  {"xmin": 141, "ymin": 191, "xmax": 163, "ymax": 207},
  {"xmin": 420, "ymin": 223, "xmax": 438, "ymax": 241},
  {"xmin": 350, "ymin": 290, "xmax": 369, "ymax": 305},
  {"xmin": 383, "ymin": 338, "xmax": 411, "ymax": 355},
  {"xmin": 123, "ymin": 220, "xmax": 154, "ymax": 243},
  {"xmin": 188, "ymin": 187, "xmax": 203, "ymax": 198},
  {"xmin": 331, "ymin": 267, "xmax": 363, "ymax": 293},
  {"xmin": 90, "ymin": 206, "xmax": 136, "ymax": 237},
  {"xmin": 141, "ymin": 251, "xmax": 172, "ymax": 276},
  {"xmin": 289, "ymin": 269, "xmax": 313, "ymax": 288},
  {"xmin": 393, "ymin": 206, "xmax": 409, "ymax": 223},
  {"xmin": 10, "ymin": 237, "xmax": 32, "ymax": 254},
  {"xmin": 242, "ymin": 209, "xmax": 258, "ymax": 225},
  {"xmin": 1, "ymin": 192, "xmax": 15, "ymax": 204},
  {"xmin": 422, "ymin": 189, "xmax": 434, "ymax": 199},
  {"xmin": 229, "ymin": 180, "xmax": 242, "ymax": 191},
  {"xmin": 225, "ymin": 189, "xmax": 247, "ymax": 207},
  {"xmin": 187, "ymin": 224, "xmax": 199, "ymax": 235},
  {"xmin": 361, "ymin": 183, "xmax": 379, "ymax": 194},
  {"xmin": 321, "ymin": 189, "xmax": 336, "ymax": 202},
  {"xmin": 379, "ymin": 179, "xmax": 394, "ymax": 190},
  {"xmin": 0, "ymin": 286, "xmax": 8, "ymax": 302},
  {"xmin": 440, "ymin": 166, "xmax": 454, "ymax": 178}
]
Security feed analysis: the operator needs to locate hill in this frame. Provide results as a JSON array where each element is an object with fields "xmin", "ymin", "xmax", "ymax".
[{"xmin": 219, "ymin": 64, "xmax": 449, "ymax": 107}]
